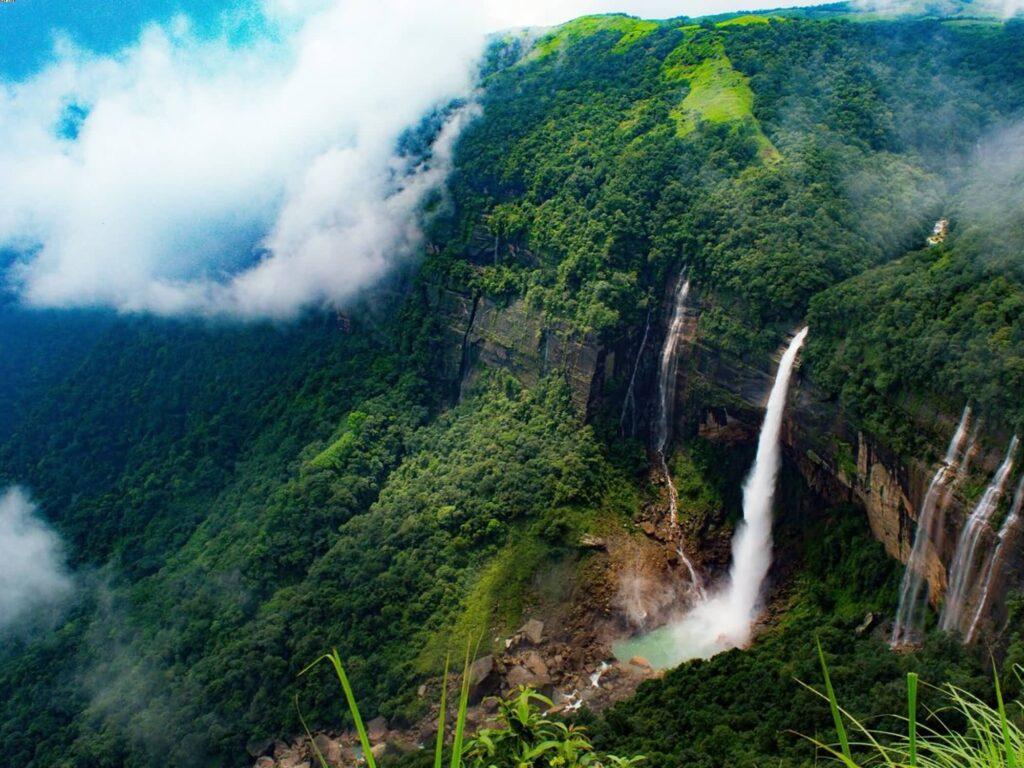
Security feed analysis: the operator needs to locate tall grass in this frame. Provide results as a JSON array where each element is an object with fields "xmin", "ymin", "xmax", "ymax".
[
  {"xmin": 301, "ymin": 645, "xmax": 473, "ymax": 768},
  {"xmin": 808, "ymin": 642, "xmax": 1024, "ymax": 768},
  {"xmin": 300, "ymin": 645, "xmax": 642, "ymax": 768}
]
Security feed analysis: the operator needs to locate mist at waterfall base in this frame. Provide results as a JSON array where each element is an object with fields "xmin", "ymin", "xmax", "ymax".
[{"xmin": 616, "ymin": 328, "xmax": 808, "ymax": 668}]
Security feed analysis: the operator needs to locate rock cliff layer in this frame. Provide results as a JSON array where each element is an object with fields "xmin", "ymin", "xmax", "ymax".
[{"xmin": 432, "ymin": 278, "xmax": 1023, "ymax": 640}]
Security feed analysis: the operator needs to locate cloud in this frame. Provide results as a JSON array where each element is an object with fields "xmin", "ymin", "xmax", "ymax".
[
  {"xmin": 0, "ymin": 487, "xmax": 73, "ymax": 632},
  {"xmin": 0, "ymin": 0, "xmax": 489, "ymax": 319},
  {"xmin": 850, "ymin": 0, "xmax": 1023, "ymax": 18},
  {"xmin": 0, "ymin": 0, "xmax": 826, "ymax": 320}
]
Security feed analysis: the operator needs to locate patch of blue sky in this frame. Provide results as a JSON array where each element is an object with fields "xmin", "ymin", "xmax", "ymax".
[{"xmin": 0, "ymin": 0, "xmax": 269, "ymax": 81}]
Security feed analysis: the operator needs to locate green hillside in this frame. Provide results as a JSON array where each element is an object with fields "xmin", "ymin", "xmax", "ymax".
[{"xmin": 1, "ymin": 10, "xmax": 1024, "ymax": 768}]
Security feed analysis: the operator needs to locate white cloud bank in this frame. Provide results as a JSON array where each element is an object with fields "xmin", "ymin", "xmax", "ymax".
[
  {"xmin": 0, "ymin": 0, "xmax": 823, "ymax": 319},
  {"xmin": 851, "ymin": 0, "xmax": 1023, "ymax": 17},
  {"xmin": 0, "ymin": 0, "xmax": 491, "ymax": 318},
  {"xmin": 0, "ymin": 487, "xmax": 73, "ymax": 632}
]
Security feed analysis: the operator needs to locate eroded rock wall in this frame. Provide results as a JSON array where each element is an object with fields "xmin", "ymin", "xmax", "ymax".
[
  {"xmin": 429, "ymin": 285, "xmax": 614, "ymax": 416},
  {"xmin": 429, "ymin": 272, "xmax": 1018, "ymax": 632}
]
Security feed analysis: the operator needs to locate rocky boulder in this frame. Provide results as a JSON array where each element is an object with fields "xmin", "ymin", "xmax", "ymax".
[
  {"xmin": 247, "ymin": 738, "xmax": 275, "ymax": 759},
  {"xmin": 313, "ymin": 734, "xmax": 344, "ymax": 767},
  {"xmin": 519, "ymin": 619, "xmax": 544, "ymax": 645},
  {"xmin": 468, "ymin": 654, "xmax": 500, "ymax": 702},
  {"xmin": 366, "ymin": 716, "xmax": 389, "ymax": 743},
  {"xmin": 506, "ymin": 650, "xmax": 551, "ymax": 691}
]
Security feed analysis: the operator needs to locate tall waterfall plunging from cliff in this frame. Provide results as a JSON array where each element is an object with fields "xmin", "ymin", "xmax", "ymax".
[
  {"xmin": 653, "ymin": 271, "xmax": 690, "ymax": 463},
  {"xmin": 890, "ymin": 406, "xmax": 972, "ymax": 647},
  {"xmin": 965, "ymin": 476, "xmax": 1024, "ymax": 643},
  {"xmin": 656, "ymin": 327, "xmax": 808, "ymax": 662},
  {"xmin": 649, "ymin": 271, "xmax": 704, "ymax": 600},
  {"xmin": 941, "ymin": 435, "xmax": 1020, "ymax": 634}
]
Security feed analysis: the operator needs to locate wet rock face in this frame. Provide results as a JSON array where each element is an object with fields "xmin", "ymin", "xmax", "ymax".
[
  {"xmin": 698, "ymin": 406, "xmax": 756, "ymax": 444},
  {"xmin": 675, "ymin": 327, "xmax": 983, "ymax": 612}
]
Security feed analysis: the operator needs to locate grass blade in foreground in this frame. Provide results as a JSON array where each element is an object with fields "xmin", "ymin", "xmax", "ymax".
[
  {"xmin": 301, "ymin": 650, "xmax": 377, "ymax": 768},
  {"xmin": 818, "ymin": 637, "xmax": 853, "ymax": 765},
  {"xmin": 908, "ymin": 672, "xmax": 918, "ymax": 768}
]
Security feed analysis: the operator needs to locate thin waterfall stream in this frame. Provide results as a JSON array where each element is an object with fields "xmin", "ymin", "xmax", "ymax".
[
  {"xmin": 890, "ymin": 405, "xmax": 972, "ymax": 647},
  {"xmin": 651, "ymin": 271, "xmax": 704, "ymax": 599},
  {"xmin": 941, "ymin": 434, "xmax": 1020, "ymax": 634},
  {"xmin": 620, "ymin": 308, "xmax": 652, "ymax": 438},
  {"xmin": 617, "ymin": 328, "xmax": 808, "ymax": 667},
  {"xmin": 965, "ymin": 476, "xmax": 1024, "ymax": 643}
]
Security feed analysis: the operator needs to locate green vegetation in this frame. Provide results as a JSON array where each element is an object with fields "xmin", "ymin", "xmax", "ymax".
[
  {"xmin": 662, "ymin": 28, "xmax": 777, "ymax": 159},
  {"xmin": 670, "ymin": 437, "xmax": 751, "ymax": 533},
  {"xmin": 811, "ymin": 653, "xmax": 1024, "ymax": 768},
  {"xmin": 2, "ymin": 9, "xmax": 1024, "ymax": 768},
  {"xmin": 531, "ymin": 15, "xmax": 659, "ymax": 59},
  {"xmin": 807, "ymin": 124, "xmax": 1024, "ymax": 450},
  {"xmin": 418, "ymin": 534, "xmax": 552, "ymax": 673},
  {"xmin": 446, "ymin": 13, "xmax": 1023, "ymax": 359},
  {"xmin": 465, "ymin": 688, "xmax": 643, "ymax": 768}
]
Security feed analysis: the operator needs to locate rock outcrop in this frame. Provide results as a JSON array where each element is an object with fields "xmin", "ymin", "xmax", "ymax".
[{"xmin": 430, "ymin": 284, "xmax": 620, "ymax": 417}]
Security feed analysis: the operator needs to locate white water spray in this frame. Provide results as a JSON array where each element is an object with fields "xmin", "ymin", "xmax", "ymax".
[
  {"xmin": 941, "ymin": 435, "xmax": 1019, "ymax": 634},
  {"xmin": 965, "ymin": 476, "xmax": 1024, "ymax": 643},
  {"xmin": 891, "ymin": 405, "xmax": 972, "ymax": 647},
  {"xmin": 664, "ymin": 327, "xmax": 808, "ymax": 661}
]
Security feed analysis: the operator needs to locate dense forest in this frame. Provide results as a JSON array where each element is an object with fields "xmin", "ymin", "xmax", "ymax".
[{"xmin": 2, "ymin": 6, "xmax": 1024, "ymax": 768}]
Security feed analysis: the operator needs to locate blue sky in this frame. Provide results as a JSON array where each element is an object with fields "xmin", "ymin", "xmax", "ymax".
[{"xmin": 0, "ymin": 0, "xmax": 261, "ymax": 79}]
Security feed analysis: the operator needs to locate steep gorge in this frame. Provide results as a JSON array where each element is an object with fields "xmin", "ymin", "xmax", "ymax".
[{"xmin": 430, "ymin": 265, "xmax": 1024, "ymax": 647}]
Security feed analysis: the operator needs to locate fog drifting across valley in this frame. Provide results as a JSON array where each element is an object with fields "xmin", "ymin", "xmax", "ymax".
[{"xmin": 0, "ymin": 487, "xmax": 73, "ymax": 633}]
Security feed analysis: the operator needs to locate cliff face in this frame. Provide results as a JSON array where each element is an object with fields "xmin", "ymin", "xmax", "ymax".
[
  {"xmin": 676, "ymin": 295, "xmax": 1022, "ymax": 636},
  {"xmin": 683, "ymin": 330, "xmax": 948, "ymax": 598},
  {"xmin": 430, "ymin": 285, "xmax": 617, "ymax": 416},
  {"xmin": 430, "ymin": 278, "xmax": 1020, "ymax": 638}
]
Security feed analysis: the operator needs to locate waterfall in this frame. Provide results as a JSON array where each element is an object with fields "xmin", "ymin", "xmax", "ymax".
[
  {"xmin": 941, "ymin": 435, "xmax": 1020, "ymax": 634},
  {"xmin": 647, "ymin": 271, "xmax": 704, "ymax": 599},
  {"xmin": 664, "ymin": 327, "xmax": 808, "ymax": 661},
  {"xmin": 653, "ymin": 272, "xmax": 691, "ymax": 458},
  {"xmin": 890, "ymin": 405, "xmax": 972, "ymax": 647},
  {"xmin": 965, "ymin": 477, "xmax": 1024, "ymax": 643},
  {"xmin": 678, "ymin": 547, "xmax": 707, "ymax": 602}
]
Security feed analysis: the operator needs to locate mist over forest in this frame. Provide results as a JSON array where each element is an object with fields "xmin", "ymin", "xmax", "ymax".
[{"xmin": 1, "ymin": 1, "xmax": 1024, "ymax": 767}]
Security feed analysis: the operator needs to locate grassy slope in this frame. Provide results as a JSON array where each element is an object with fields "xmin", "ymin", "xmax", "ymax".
[
  {"xmin": 531, "ymin": 15, "xmax": 660, "ymax": 59},
  {"xmin": 663, "ymin": 27, "xmax": 779, "ymax": 160}
]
